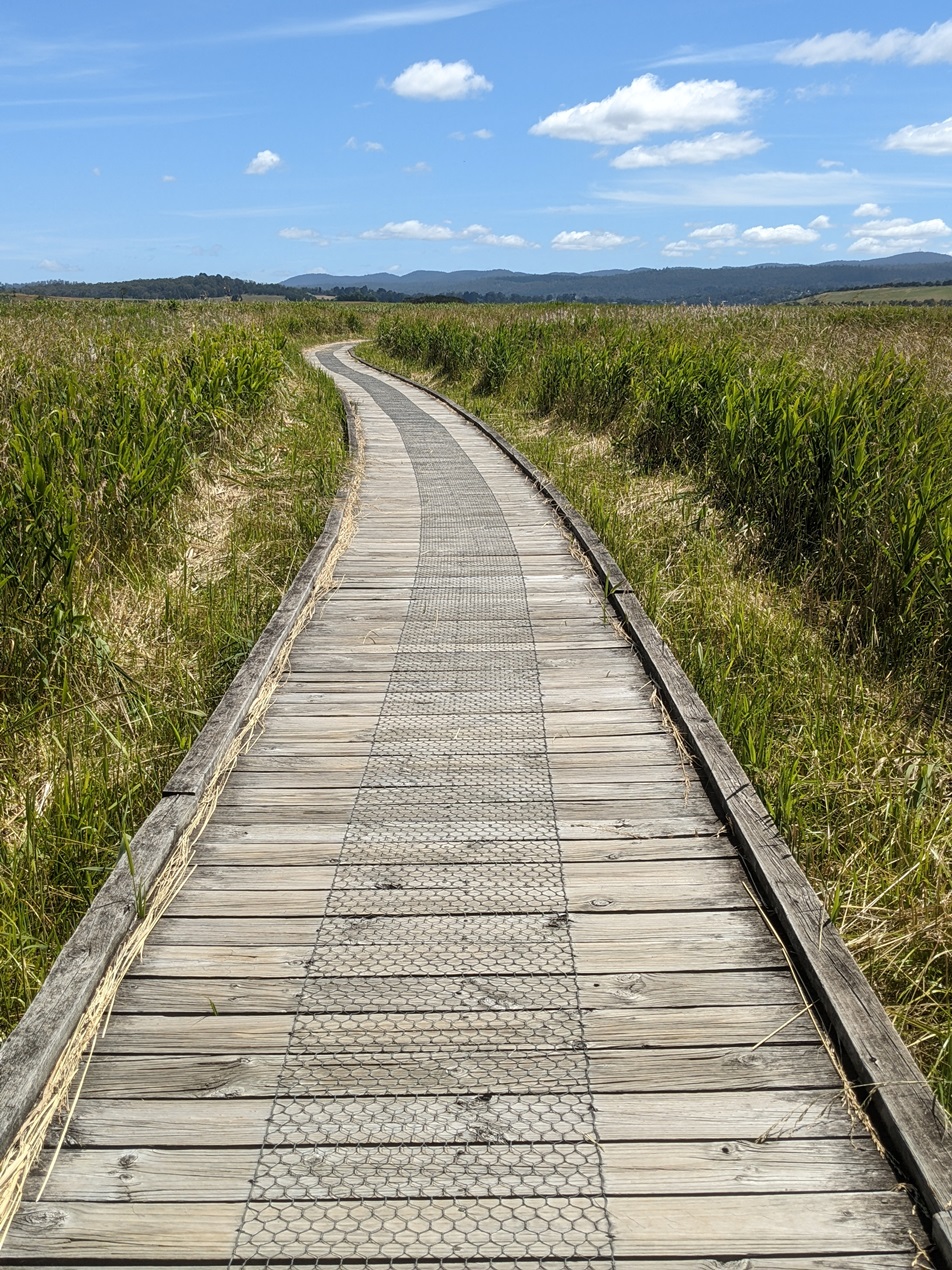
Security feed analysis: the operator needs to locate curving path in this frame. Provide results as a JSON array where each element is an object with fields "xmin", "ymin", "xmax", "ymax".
[{"xmin": 1, "ymin": 345, "xmax": 927, "ymax": 1267}]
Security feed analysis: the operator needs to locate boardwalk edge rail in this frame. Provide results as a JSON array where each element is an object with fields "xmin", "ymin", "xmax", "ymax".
[
  {"xmin": 354, "ymin": 347, "xmax": 952, "ymax": 1264},
  {"xmin": 0, "ymin": 372, "xmax": 361, "ymax": 1230}
]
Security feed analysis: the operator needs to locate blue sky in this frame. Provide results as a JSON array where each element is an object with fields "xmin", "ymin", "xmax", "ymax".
[{"xmin": 3, "ymin": 0, "xmax": 952, "ymax": 282}]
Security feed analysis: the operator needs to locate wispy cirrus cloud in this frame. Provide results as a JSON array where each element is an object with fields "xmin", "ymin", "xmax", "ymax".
[
  {"xmin": 655, "ymin": 20, "xmax": 952, "ymax": 69},
  {"xmin": 612, "ymin": 130, "xmax": 766, "ymax": 169},
  {"xmin": 600, "ymin": 167, "xmax": 871, "ymax": 207},
  {"xmin": 651, "ymin": 40, "xmax": 790, "ymax": 68},
  {"xmin": 278, "ymin": 227, "xmax": 328, "ymax": 243},
  {"xmin": 225, "ymin": 2, "xmax": 505, "ymax": 41},
  {"xmin": 0, "ymin": 3, "xmax": 505, "ymax": 70},
  {"xmin": 779, "ymin": 20, "xmax": 952, "ymax": 66},
  {"xmin": 0, "ymin": 109, "xmax": 238, "ymax": 133}
]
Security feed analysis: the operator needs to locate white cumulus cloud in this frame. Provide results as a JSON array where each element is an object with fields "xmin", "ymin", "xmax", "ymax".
[
  {"xmin": 530, "ymin": 74, "xmax": 764, "ymax": 145},
  {"xmin": 245, "ymin": 149, "xmax": 282, "ymax": 175},
  {"xmin": 161, "ymin": 174, "xmax": 176, "ymax": 183},
  {"xmin": 404, "ymin": 161, "xmax": 432, "ymax": 173},
  {"xmin": 741, "ymin": 223, "xmax": 820, "ymax": 246},
  {"xmin": 360, "ymin": 219, "xmax": 534, "ymax": 246},
  {"xmin": 278, "ymin": 227, "xmax": 327, "ymax": 243},
  {"xmin": 885, "ymin": 117, "xmax": 952, "ymax": 155},
  {"xmin": 473, "ymin": 128, "xmax": 493, "ymax": 139},
  {"xmin": 390, "ymin": 58, "xmax": 492, "ymax": 101},
  {"xmin": 853, "ymin": 202, "xmax": 890, "ymax": 218},
  {"xmin": 848, "ymin": 216, "xmax": 952, "ymax": 254},
  {"xmin": 470, "ymin": 229, "xmax": 536, "ymax": 247},
  {"xmin": 809, "ymin": 215, "xmax": 833, "ymax": 230},
  {"xmin": 689, "ymin": 222, "xmax": 739, "ymax": 246},
  {"xmin": 346, "ymin": 136, "xmax": 384, "ymax": 151},
  {"xmin": 662, "ymin": 239, "xmax": 701, "ymax": 257},
  {"xmin": 779, "ymin": 19, "xmax": 952, "ymax": 65},
  {"xmin": 362, "ymin": 219, "xmax": 456, "ymax": 240},
  {"xmin": 611, "ymin": 130, "xmax": 766, "ymax": 169},
  {"xmin": 551, "ymin": 230, "xmax": 636, "ymax": 251}
]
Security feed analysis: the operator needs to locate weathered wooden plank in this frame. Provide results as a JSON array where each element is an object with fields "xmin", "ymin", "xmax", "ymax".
[
  {"xmin": 560, "ymin": 835, "xmax": 731, "ymax": 861},
  {"xmin": 145, "ymin": 907, "xmax": 772, "ymax": 950},
  {"xmin": 25, "ymin": 1148, "xmax": 258, "ymax": 1202},
  {"xmin": 133, "ymin": 944, "xmax": 310, "ymax": 977},
  {"xmin": 188, "ymin": 831, "xmax": 728, "ymax": 866},
  {"xmin": 181, "ymin": 856, "xmax": 745, "ymax": 889},
  {"xmin": 608, "ymin": 1192, "xmax": 920, "ymax": 1257},
  {"xmin": 80, "ymin": 1044, "xmax": 839, "ymax": 1098},
  {"xmin": 220, "ymin": 777, "xmax": 700, "ymax": 801},
  {"xmin": 221, "ymin": 758, "xmax": 691, "ymax": 785},
  {"xmin": 113, "ymin": 968, "xmax": 799, "ymax": 1015},
  {"xmin": 600, "ymin": 1138, "xmax": 896, "ymax": 1194},
  {"xmin": 585, "ymin": 1004, "xmax": 817, "ymax": 1047},
  {"xmin": 0, "ymin": 1260, "xmax": 919, "ymax": 1270},
  {"xmin": 92, "ymin": 1003, "xmax": 815, "ymax": 1056},
  {"xmin": 208, "ymin": 795, "xmax": 713, "ymax": 821},
  {"xmin": 52, "ymin": 1088, "xmax": 856, "ymax": 1149},
  {"xmin": 24, "ymin": 1137, "xmax": 893, "ymax": 1204},
  {"xmin": 178, "ymin": 865, "xmax": 337, "ymax": 888},
  {"xmin": 137, "ymin": 934, "xmax": 784, "ymax": 976},
  {"xmin": 594, "ymin": 1088, "xmax": 857, "ymax": 1140},
  {"xmin": 5, "ymin": 1193, "xmax": 918, "ymax": 1260},
  {"xmin": 2, "ymin": 1202, "xmax": 243, "ymax": 1260},
  {"xmin": 169, "ymin": 859, "xmax": 753, "ymax": 916},
  {"xmin": 51, "ymin": 1097, "xmax": 271, "ymax": 1145},
  {"xmin": 166, "ymin": 889, "xmax": 330, "ymax": 917}
]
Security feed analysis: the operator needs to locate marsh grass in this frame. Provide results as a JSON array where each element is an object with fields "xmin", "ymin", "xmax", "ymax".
[
  {"xmin": 1, "ymin": 301, "xmax": 359, "ymax": 1030},
  {"xmin": 366, "ymin": 303, "xmax": 952, "ymax": 1106}
]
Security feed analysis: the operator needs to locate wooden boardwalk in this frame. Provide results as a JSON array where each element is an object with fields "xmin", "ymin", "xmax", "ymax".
[{"xmin": 1, "ymin": 345, "xmax": 929, "ymax": 1266}]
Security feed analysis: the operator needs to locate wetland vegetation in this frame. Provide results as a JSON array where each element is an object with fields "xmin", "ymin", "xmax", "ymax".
[{"xmin": 0, "ymin": 298, "xmax": 362, "ymax": 1032}]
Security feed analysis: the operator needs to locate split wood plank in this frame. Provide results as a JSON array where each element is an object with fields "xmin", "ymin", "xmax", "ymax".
[
  {"xmin": 78, "ymin": 1044, "xmax": 840, "ymax": 1098},
  {"xmin": 53, "ymin": 1088, "xmax": 857, "ymax": 1147},
  {"xmin": 92, "ymin": 1004, "xmax": 817, "ymax": 1055},
  {"xmin": 3, "ymin": 1193, "xmax": 918, "ymax": 1260},
  {"xmin": 25, "ymin": 1137, "xmax": 894, "ymax": 1203},
  {"xmin": 112, "ymin": 968, "xmax": 801, "ymax": 1015}
]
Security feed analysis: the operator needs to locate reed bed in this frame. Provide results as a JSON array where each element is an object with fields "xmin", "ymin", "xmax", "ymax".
[
  {"xmin": 367, "ymin": 302, "xmax": 952, "ymax": 1106},
  {"xmin": 0, "ymin": 299, "xmax": 362, "ymax": 1031}
]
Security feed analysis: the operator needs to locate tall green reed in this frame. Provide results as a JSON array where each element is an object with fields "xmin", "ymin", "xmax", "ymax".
[{"xmin": 0, "ymin": 300, "xmax": 358, "ymax": 1030}]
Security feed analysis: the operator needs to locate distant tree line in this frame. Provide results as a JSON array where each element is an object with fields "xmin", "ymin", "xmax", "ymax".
[{"xmin": 0, "ymin": 273, "xmax": 313, "ymax": 301}]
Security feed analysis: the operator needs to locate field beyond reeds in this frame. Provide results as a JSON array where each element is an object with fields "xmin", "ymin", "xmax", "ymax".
[
  {"xmin": 366, "ymin": 302, "xmax": 952, "ymax": 1105},
  {"xmin": 0, "ymin": 298, "xmax": 363, "ymax": 1032}
]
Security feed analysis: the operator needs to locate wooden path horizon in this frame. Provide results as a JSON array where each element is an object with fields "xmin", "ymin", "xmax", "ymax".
[{"xmin": 0, "ymin": 343, "xmax": 947, "ymax": 1266}]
